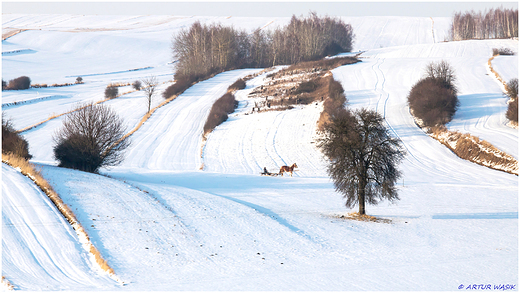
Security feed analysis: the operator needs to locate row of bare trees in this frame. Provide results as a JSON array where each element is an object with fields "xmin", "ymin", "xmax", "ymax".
[
  {"xmin": 171, "ymin": 12, "xmax": 354, "ymax": 86},
  {"xmin": 450, "ymin": 7, "xmax": 518, "ymax": 41}
]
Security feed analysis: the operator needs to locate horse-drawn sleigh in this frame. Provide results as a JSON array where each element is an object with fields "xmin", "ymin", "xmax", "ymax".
[{"xmin": 260, "ymin": 163, "xmax": 298, "ymax": 177}]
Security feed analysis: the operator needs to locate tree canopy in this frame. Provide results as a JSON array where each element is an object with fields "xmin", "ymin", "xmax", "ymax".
[{"xmin": 318, "ymin": 108, "xmax": 405, "ymax": 215}]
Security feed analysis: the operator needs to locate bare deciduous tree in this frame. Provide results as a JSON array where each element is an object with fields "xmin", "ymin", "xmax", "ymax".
[
  {"xmin": 318, "ymin": 108, "xmax": 405, "ymax": 215},
  {"xmin": 142, "ymin": 76, "xmax": 158, "ymax": 113},
  {"xmin": 53, "ymin": 103, "xmax": 130, "ymax": 173},
  {"xmin": 424, "ymin": 60, "xmax": 457, "ymax": 92}
]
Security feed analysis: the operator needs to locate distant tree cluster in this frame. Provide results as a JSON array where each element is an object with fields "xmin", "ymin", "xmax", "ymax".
[
  {"xmin": 450, "ymin": 7, "xmax": 518, "ymax": 41},
  {"xmin": 3, "ymin": 76, "xmax": 31, "ymax": 90},
  {"xmin": 167, "ymin": 12, "xmax": 354, "ymax": 99},
  {"xmin": 408, "ymin": 61, "xmax": 459, "ymax": 127}
]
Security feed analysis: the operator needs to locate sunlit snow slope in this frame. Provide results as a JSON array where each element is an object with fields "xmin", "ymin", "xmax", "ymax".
[
  {"xmin": 1, "ymin": 164, "xmax": 117, "ymax": 290},
  {"xmin": 2, "ymin": 14, "xmax": 517, "ymax": 290}
]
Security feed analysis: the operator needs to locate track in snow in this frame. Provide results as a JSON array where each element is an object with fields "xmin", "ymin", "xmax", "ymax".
[
  {"xmin": 1, "ymin": 164, "xmax": 117, "ymax": 290},
  {"xmin": 114, "ymin": 69, "xmax": 261, "ymax": 171}
]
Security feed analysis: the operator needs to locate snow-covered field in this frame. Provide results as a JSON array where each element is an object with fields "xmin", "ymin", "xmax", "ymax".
[{"xmin": 2, "ymin": 14, "xmax": 518, "ymax": 290}]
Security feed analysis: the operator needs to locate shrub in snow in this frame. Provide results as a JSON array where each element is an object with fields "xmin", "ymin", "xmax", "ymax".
[
  {"xmin": 132, "ymin": 80, "xmax": 142, "ymax": 90},
  {"xmin": 317, "ymin": 108, "xmax": 405, "ymax": 215},
  {"xmin": 204, "ymin": 92, "xmax": 238, "ymax": 135},
  {"xmin": 228, "ymin": 78, "xmax": 246, "ymax": 91},
  {"xmin": 2, "ymin": 115, "xmax": 32, "ymax": 160},
  {"xmin": 318, "ymin": 77, "xmax": 348, "ymax": 131},
  {"xmin": 408, "ymin": 61, "xmax": 459, "ymax": 127},
  {"xmin": 7, "ymin": 76, "xmax": 31, "ymax": 90},
  {"xmin": 76, "ymin": 77, "xmax": 83, "ymax": 84},
  {"xmin": 294, "ymin": 79, "xmax": 319, "ymax": 95},
  {"xmin": 493, "ymin": 47, "xmax": 515, "ymax": 56},
  {"xmin": 2, "ymin": 80, "xmax": 6, "ymax": 90},
  {"xmin": 104, "ymin": 85, "xmax": 118, "ymax": 99},
  {"xmin": 506, "ymin": 78, "xmax": 518, "ymax": 124},
  {"xmin": 162, "ymin": 75, "xmax": 199, "ymax": 99},
  {"xmin": 53, "ymin": 103, "xmax": 129, "ymax": 173}
]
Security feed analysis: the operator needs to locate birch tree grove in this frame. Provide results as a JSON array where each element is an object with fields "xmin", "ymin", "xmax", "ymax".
[
  {"xmin": 450, "ymin": 7, "xmax": 518, "ymax": 41},
  {"xmin": 171, "ymin": 12, "xmax": 354, "ymax": 84}
]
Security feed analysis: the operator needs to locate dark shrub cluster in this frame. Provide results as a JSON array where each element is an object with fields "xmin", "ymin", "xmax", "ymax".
[
  {"xmin": 132, "ymin": 80, "xmax": 142, "ymax": 90},
  {"xmin": 6, "ymin": 76, "xmax": 31, "ymax": 90},
  {"xmin": 203, "ymin": 92, "xmax": 238, "ymax": 135},
  {"xmin": 408, "ymin": 77, "xmax": 459, "ymax": 127},
  {"xmin": 162, "ymin": 74, "xmax": 201, "ymax": 99},
  {"xmin": 294, "ymin": 80, "xmax": 319, "ymax": 95},
  {"xmin": 506, "ymin": 78, "xmax": 518, "ymax": 124},
  {"xmin": 317, "ymin": 76, "xmax": 348, "ymax": 130},
  {"xmin": 323, "ymin": 78, "xmax": 348, "ymax": 117},
  {"xmin": 104, "ymin": 85, "xmax": 118, "ymax": 99},
  {"xmin": 2, "ymin": 116, "xmax": 32, "ymax": 160},
  {"xmin": 2, "ymin": 80, "xmax": 7, "ymax": 90},
  {"xmin": 228, "ymin": 79, "xmax": 246, "ymax": 91},
  {"xmin": 493, "ymin": 47, "xmax": 516, "ymax": 56}
]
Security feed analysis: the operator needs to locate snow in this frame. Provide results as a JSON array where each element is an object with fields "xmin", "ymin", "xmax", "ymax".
[
  {"xmin": 2, "ymin": 14, "xmax": 518, "ymax": 290},
  {"xmin": 493, "ymin": 55, "xmax": 519, "ymax": 84},
  {"xmin": 1, "ymin": 164, "xmax": 116, "ymax": 290}
]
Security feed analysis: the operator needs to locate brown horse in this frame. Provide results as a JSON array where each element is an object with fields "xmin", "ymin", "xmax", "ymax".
[{"xmin": 279, "ymin": 163, "xmax": 298, "ymax": 177}]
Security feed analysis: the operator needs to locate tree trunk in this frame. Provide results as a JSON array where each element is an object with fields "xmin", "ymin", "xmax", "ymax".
[{"xmin": 358, "ymin": 178, "xmax": 366, "ymax": 215}]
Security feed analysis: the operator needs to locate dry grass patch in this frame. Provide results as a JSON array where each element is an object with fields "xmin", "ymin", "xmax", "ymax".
[
  {"xmin": 2, "ymin": 276, "xmax": 14, "ymax": 290},
  {"xmin": 488, "ymin": 55, "xmax": 508, "ymax": 90},
  {"xmin": 248, "ymin": 60, "xmax": 352, "ymax": 113},
  {"xmin": 429, "ymin": 126, "xmax": 518, "ymax": 175},
  {"xmin": 334, "ymin": 212, "xmax": 392, "ymax": 224}
]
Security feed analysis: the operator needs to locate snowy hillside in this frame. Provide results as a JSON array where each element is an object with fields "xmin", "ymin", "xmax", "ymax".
[{"xmin": 2, "ymin": 14, "xmax": 517, "ymax": 290}]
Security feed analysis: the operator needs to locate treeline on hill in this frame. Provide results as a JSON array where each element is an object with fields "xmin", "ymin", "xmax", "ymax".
[
  {"xmin": 450, "ymin": 7, "xmax": 518, "ymax": 41},
  {"xmin": 164, "ymin": 12, "xmax": 354, "ymax": 99}
]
